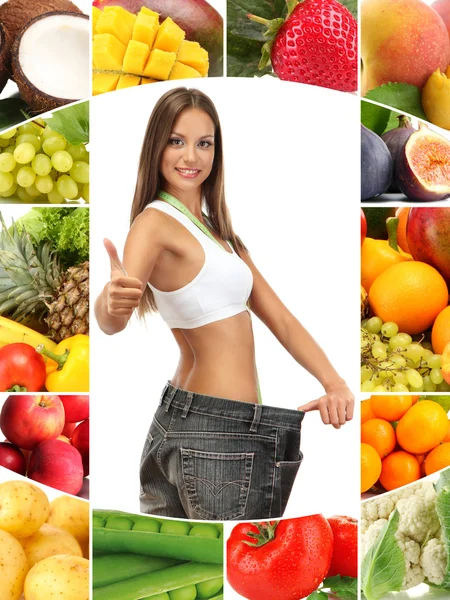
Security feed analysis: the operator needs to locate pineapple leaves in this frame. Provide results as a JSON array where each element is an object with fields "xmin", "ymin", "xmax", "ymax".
[{"xmin": 44, "ymin": 101, "xmax": 89, "ymax": 146}]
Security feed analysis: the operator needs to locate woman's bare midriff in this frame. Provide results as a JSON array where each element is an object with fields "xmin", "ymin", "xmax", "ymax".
[{"xmin": 169, "ymin": 310, "xmax": 258, "ymax": 403}]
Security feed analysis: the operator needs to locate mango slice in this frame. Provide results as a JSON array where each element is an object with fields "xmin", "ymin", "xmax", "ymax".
[
  {"xmin": 177, "ymin": 41, "xmax": 209, "ymax": 77},
  {"xmin": 132, "ymin": 13, "xmax": 159, "ymax": 48},
  {"xmin": 141, "ymin": 78, "xmax": 157, "ymax": 84},
  {"xmin": 116, "ymin": 74, "xmax": 141, "ymax": 89},
  {"xmin": 122, "ymin": 40, "xmax": 150, "ymax": 76},
  {"xmin": 93, "ymin": 34, "xmax": 127, "ymax": 71},
  {"xmin": 103, "ymin": 6, "xmax": 137, "ymax": 31},
  {"xmin": 92, "ymin": 6, "xmax": 102, "ymax": 35},
  {"xmin": 140, "ymin": 7, "xmax": 159, "ymax": 19},
  {"xmin": 153, "ymin": 17, "xmax": 185, "ymax": 53},
  {"xmin": 422, "ymin": 69, "xmax": 450, "ymax": 130},
  {"xmin": 169, "ymin": 62, "xmax": 201, "ymax": 80},
  {"xmin": 92, "ymin": 73, "xmax": 120, "ymax": 95},
  {"xmin": 96, "ymin": 9, "xmax": 132, "ymax": 46},
  {"xmin": 143, "ymin": 49, "xmax": 177, "ymax": 80}
]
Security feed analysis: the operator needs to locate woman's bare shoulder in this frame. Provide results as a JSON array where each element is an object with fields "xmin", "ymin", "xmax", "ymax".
[{"xmin": 128, "ymin": 205, "xmax": 178, "ymax": 243}]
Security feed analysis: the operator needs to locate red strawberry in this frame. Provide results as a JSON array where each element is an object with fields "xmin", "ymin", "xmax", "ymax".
[{"xmin": 249, "ymin": 0, "xmax": 358, "ymax": 92}]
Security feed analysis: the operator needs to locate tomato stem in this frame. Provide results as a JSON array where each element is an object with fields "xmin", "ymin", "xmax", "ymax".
[{"xmin": 243, "ymin": 521, "xmax": 278, "ymax": 547}]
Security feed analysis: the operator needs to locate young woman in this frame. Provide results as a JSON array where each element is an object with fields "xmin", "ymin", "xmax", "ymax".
[{"xmin": 95, "ymin": 87, "xmax": 354, "ymax": 521}]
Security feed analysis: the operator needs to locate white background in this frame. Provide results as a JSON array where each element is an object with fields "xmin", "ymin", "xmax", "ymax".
[{"xmin": 90, "ymin": 77, "xmax": 360, "ymax": 525}]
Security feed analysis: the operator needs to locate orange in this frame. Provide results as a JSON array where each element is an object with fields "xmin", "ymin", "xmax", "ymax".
[
  {"xmin": 361, "ymin": 237, "xmax": 412, "ymax": 293},
  {"xmin": 442, "ymin": 419, "xmax": 450, "ymax": 443},
  {"xmin": 361, "ymin": 418, "xmax": 396, "ymax": 458},
  {"xmin": 431, "ymin": 306, "xmax": 450, "ymax": 355},
  {"xmin": 395, "ymin": 207, "xmax": 411, "ymax": 254},
  {"xmin": 361, "ymin": 443, "xmax": 382, "ymax": 493},
  {"xmin": 443, "ymin": 342, "xmax": 450, "ymax": 385},
  {"xmin": 396, "ymin": 401, "xmax": 449, "ymax": 454},
  {"xmin": 379, "ymin": 451, "xmax": 420, "ymax": 491},
  {"xmin": 361, "ymin": 399, "xmax": 375, "ymax": 424},
  {"xmin": 424, "ymin": 443, "xmax": 450, "ymax": 476},
  {"xmin": 369, "ymin": 261, "xmax": 448, "ymax": 335},
  {"xmin": 370, "ymin": 395, "xmax": 413, "ymax": 421},
  {"xmin": 411, "ymin": 396, "xmax": 420, "ymax": 405}
]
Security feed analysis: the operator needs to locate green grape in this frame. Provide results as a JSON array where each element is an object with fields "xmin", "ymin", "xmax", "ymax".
[
  {"xmin": 361, "ymin": 366, "xmax": 372, "ymax": 383},
  {"xmin": 430, "ymin": 368, "xmax": 444, "ymax": 385},
  {"xmin": 0, "ymin": 152, "xmax": 16, "ymax": 173},
  {"xmin": 406, "ymin": 369, "xmax": 423, "ymax": 388},
  {"xmin": 366, "ymin": 317, "xmax": 383, "ymax": 334},
  {"xmin": 423, "ymin": 376, "xmax": 437, "ymax": 392},
  {"xmin": 42, "ymin": 135, "xmax": 67, "ymax": 156},
  {"xmin": 405, "ymin": 343, "xmax": 425, "ymax": 363},
  {"xmin": 371, "ymin": 374, "xmax": 383, "ymax": 387},
  {"xmin": 427, "ymin": 354, "xmax": 442, "ymax": 369},
  {"xmin": 437, "ymin": 380, "xmax": 450, "ymax": 392},
  {"xmin": 69, "ymin": 161, "xmax": 89, "ymax": 183},
  {"xmin": 404, "ymin": 357, "xmax": 417, "ymax": 368},
  {"xmin": 14, "ymin": 142, "xmax": 35, "ymax": 164},
  {"xmin": 25, "ymin": 184, "xmax": 42, "ymax": 198},
  {"xmin": 379, "ymin": 370, "xmax": 391, "ymax": 380},
  {"xmin": 391, "ymin": 355, "xmax": 407, "ymax": 368},
  {"xmin": 0, "ymin": 182, "xmax": 17, "ymax": 198},
  {"xmin": 51, "ymin": 150, "xmax": 73, "ymax": 173},
  {"xmin": 389, "ymin": 333, "xmax": 413, "ymax": 351},
  {"xmin": 0, "ymin": 128, "xmax": 17, "ymax": 140},
  {"xmin": 18, "ymin": 122, "xmax": 41, "ymax": 136},
  {"xmin": 421, "ymin": 349, "xmax": 434, "ymax": 361},
  {"xmin": 16, "ymin": 134, "xmax": 41, "ymax": 152},
  {"xmin": 41, "ymin": 125, "xmax": 56, "ymax": 141},
  {"xmin": 361, "ymin": 380, "xmax": 375, "ymax": 392},
  {"xmin": 393, "ymin": 371, "xmax": 409, "ymax": 386},
  {"xmin": 361, "ymin": 319, "xmax": 369, "ymax": 329},
  {"xmin": 392, "ymin": 383, "xmax": 409, "ymax": 392},
  {"xmin": 0, "ymin": 172, "xmax": 14, "ymax": 192},
  {"xmin": 31, "ymin": 154, "xmax": 52, "ymax": 176},
  {"xmin": 372, "ymin": 341, "xmax": 387, "ymax": 360},
  {"xmin": 0, "ymin": 138, "xmax": 10, "ymax": 148},
  {"xmin": 374, "ymin": 385, "xmax": 387, "ymax": 392},
  {"xmin": 82, "ymin": 182, "xmax": 89, "ymax": 202},
  {"xmin": 16, "ymin": 166, "xmax": 36, "ymax": 188},
  {"xmin": 3, "ymin": 146, "xmax": 15, "ymax": 155},
  {"xmin": 56, "ymin": 175, "xmax": 78, "ymax": 199},
  {"xmin": 35, "ymin": 175, "xmax": 53, "ymax": 194},
  {"xmin": 16, "ymin": 186, "xmax": 33, "ymax": 202},
  {"xmin": 410, "ymin": 383, "xmax": 424, "ymax": 393},
  {"xmin": 66, "ymin": 143, "xmax": 89, "ymax": 162},
  {"xmin": 47, "ymin": 188, "xmax": 64, "ymax": 204},
  {"xmin": 381, "ymin": 322, "xmax": 399, "ymax": 338}
]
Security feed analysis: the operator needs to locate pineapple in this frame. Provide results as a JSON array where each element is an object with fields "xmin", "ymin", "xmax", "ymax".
[{"xmin": 0, "ymin": 214, "xmax": 89, "ymax": 343}]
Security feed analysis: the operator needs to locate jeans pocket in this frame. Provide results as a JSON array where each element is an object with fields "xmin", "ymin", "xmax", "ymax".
[
  {"xmin": 180, "ymin": 448, "xmax": 254, "ymax": 520},
  {"xmin": 140, "ymin": 430, "xmax": 154, "ymax": 465},
  {"xmin": 275, "ymin": 451, "xmax": 303, "ymax": 517}
]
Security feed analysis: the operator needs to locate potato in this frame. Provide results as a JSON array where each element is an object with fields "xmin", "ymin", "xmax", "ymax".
[
  {"xmin": 20, "ymin": 523, "xmax": 83, "ymax": 568},
  {"xmin": 0, "ymin": 480, "xmax": 49, "ymax": 538},
  {"xmin": 0, "ymin": 529, "xmax": 29, "ymax": 600},
  {"xmin": 24, "ymin": 554, "xmax": 89, "ymax": 600},
  {"xmin": 46, "ymin": 495, "xmax": 89, "ymax": 544}
]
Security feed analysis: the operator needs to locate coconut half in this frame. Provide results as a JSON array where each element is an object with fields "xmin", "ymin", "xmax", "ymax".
[
  {"xmin": 11, "ymin": 11, "xmax": 89, "ymax": 113},
  {"xmin": 0, "ymin": 22, "xmax": 11, "ymax": 93}
]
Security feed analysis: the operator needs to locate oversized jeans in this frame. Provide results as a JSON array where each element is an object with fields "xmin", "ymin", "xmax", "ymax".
[{"xmin": 139, "ymin": 382, "xmax": 304, "ymax": 520}]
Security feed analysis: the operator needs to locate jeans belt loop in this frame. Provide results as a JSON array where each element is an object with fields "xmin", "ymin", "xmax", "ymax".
[
  {"xmin": 159, "ymin": 382, "xmax": 170, "ymax": 406},
  {"xmin": 164, "ymin": 385, "xmax": 177, "ymax": 412},
  {"xmin": 181, "ymin": 391, "xmax": 194, "ymax": 419},
  {"xmin": 250, "ymin": 403, "xmax": 262, "ymax": 433}
]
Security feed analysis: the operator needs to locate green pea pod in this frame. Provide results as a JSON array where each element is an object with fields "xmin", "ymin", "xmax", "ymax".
[
  {"xmin": 93, "ymin": 562, "xmax": 223, "ymax": 600},
  {"xmin": 93, "ymin": 553, "xmax": 182, "ymax": 588}
]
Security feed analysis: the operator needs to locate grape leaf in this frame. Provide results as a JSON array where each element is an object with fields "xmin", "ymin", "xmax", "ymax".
[
  {"xmin": 361, "ymin": 509, "xmax": 405, "ymax": 600},
  {"xmin": 45, "ymin": 101, "xmax": 89, "ymax": 146},
  {"xmin": 361, "ymin": 101, "xmax": 391, "ymax": 135},
  {"xmin": 0, "ymin": 96, "xmax": 31, "ymax": 132},
  {"xmin": 419, "ymin": 396, "xmax": 450, "ymax": 413},
  {"xmin": 365, "ymin": 83, "xmax": 427, "ymax": 120}
]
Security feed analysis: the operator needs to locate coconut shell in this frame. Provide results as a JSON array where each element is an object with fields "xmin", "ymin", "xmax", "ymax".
[
  {"xmin": 11, "ymin": 11, "xmax": 89, "ymax": 114},
  {"xmin": 0, "ymin": 22, "xmax": 11, "ymax": 93}
]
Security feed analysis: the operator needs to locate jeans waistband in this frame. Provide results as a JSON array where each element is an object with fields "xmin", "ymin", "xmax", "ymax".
[{"xmin": 159, "ymin": 382, "xmax": 305, "ymax": 432}]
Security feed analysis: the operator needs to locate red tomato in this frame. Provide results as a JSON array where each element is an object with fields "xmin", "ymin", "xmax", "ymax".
[
  {"xmin": 227, "ymin": 515, "xmax": 333, "ymax": 600},
  {"xmin": 361, "ymin": 209, "xmax": 367, "ymax": 246},
  {"xmin": 326, "ymin": 515, "xmax": 358, "ymax": 578}
]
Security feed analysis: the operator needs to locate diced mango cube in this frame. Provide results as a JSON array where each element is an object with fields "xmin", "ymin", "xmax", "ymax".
[
  {"xmin": 140, "ymin": 6, "xmax": 159, "ymax": 19},
  {"xmin": 169, "ymin": 61, "xmax": 201, "ymax": 80},
  {"xmin": 92, "ymin": 72, "xmax": 120, "ymax": 95},
  {"xmin": 153, "ymin": 17, "xmax": 185, "ymax": 53},
  {"xmin": 141, "ymin": 78, "xmax": 157, "ymax": 84},
  {"xmin": 92, "ymin": 6, "xmax": 102, "ymax": 34},
  {"xmin": 177, "ymin": 41, "xmax": 209, "ymax": 77},
  {"xmin": 104, "ymin": 6, "xmax": 137, "ymax": 31},
  {"xmin": 122, "ymin": 40, "xmax": 150, "ymax": 75},
  {"xmin": 132, "ymin": 13, "xmax": 159, "ymax": 48},
  {"xmin": 142, "ymin": 49, "xmax": 177, "ymax": 80},
  {"xmin": 116, "ymin": 74, "xmax": 141, "ymax": 89},
  {"xmin": 96, "ymin": 9, "xmax": 132, "ymax": 46},
  {"xmin": 93, "ymin": 33, "xmax": 127, "ymax": 71}
]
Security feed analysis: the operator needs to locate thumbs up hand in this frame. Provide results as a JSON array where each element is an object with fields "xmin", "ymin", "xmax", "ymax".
[{"xmin": 104, "ymin": 238, "xmax": 144, "ymax": 318}]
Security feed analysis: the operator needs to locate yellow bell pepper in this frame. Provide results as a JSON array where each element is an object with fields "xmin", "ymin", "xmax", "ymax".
[
  {"xmin": 36, "ymin": 334, "xmax": 89, "ymax": 392},
  {"xmin": 361, "ymin": 217, "xmax": 413, "ymax": 293}
]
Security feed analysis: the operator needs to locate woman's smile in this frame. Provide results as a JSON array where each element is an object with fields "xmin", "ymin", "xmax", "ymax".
[{"xmin": 175, "ymin": 167, "xmax": 202, "ymax": 179}]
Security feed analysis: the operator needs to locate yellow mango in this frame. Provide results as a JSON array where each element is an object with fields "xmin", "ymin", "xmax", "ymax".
[
  {"xmin": 95, "ymin": 9, "xmax": 132, "ymax": 46},
  {"xmin": 141, "ymin": 78, "xmax": 157, "ymax": 84},
  {"xmin": 143, "ymin": 49, "xmax": 177, "ymax": 80},
  {"xmin": 92, "ymin": 73, "xmax": 120, "ymax": 95},
  {"xmin": 116, "ymin": 75, "xmax": 141, "ymax": 89},
  {"xmin": 153, "ymin": 17, "xmax": 185, "ymax": 53},
  {"xmin": 122, "ymin": 40, "xmax": 150, "ymax": 76},
  {"xmin": 140, "ymin": 6, "xmax": 159, "ymax": 19},
  {"xmin": 177, "ymin": 40, "xmax": 209, "ymax": 77},
  {"xmin": 93, "ymin": 34, "xmax": 127, "ymax": 71},
  {"xmin": 104, "ymin": 6, "xmax": 137, "ymax": 31},
  {"xmin": 422, "ymin": 69, "xmax": 450, "ymax": 130},
  {"xmin": 92, "ymin": 6, "xmax": 102, "ymax": 34},
  {"xmin": 132, "ymin": 13, "xmax": 159, "ymax": 47},
  {"xmin": 169, "ymin": 61, "xmax": 201, "ymax": 80}
]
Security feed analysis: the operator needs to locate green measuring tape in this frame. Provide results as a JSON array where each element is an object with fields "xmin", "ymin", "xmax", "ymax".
[{"xmin": 157, "ymin": 190, "xmax": 263, "ymax": 405}]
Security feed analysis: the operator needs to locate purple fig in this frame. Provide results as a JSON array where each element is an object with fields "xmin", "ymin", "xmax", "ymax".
[{"xmin": 381, "ymin": 115, "xmax": 416, "ymax": 192}]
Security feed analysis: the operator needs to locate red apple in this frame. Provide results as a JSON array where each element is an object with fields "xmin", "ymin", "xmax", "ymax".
[
  {"xmin": 57, "ymin": 435, "xmax": 71, "ymax": 444},
  {"xmin": 62, "ymin": 422, "xmax": 77, "ymax": 438},
  {"xmin": 0, "ymin": 395, "xmax": 65, "ymax": 450},
  {"xmin": 0, "ymin": 441, "xmax": 27, "ymax": 475},
  {"xmin": 77, "ymin": 477, "xmax": 89, "ymax": 500},
  {"xmin": 28, "ymin": 439, "xmax": 84, "ymax": 495},
  {"xmin": 71, "ymin": 419, "xmax": 89, "ymax": 457},
  {"xmin": 59, "ymin": 395, "xmax": 89, "ymax": 423}
]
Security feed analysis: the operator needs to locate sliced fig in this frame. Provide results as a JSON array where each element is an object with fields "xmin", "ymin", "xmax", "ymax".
[
  {"xmin": 396, "ymin": 123, "xmax": 450, "ymax": 202},
  {"xmin": 381, "ymin": 115, "xmax": 416, "ymax": 192},
  {"xmin": 407, "ymin": 207, "xmax": 450, "ymax": 285},
  {"xmin": 361, "ymin": 124, "xmax": 394, "ymax": 200}
]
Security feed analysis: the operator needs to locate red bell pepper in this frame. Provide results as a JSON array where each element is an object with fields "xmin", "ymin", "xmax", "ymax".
[{"xmin": 0, "ymin": 343, "xmax": 47, "ymax": 392}]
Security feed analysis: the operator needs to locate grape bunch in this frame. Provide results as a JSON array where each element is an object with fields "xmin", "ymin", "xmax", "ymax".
[
  {"xmin": 0, "ymin": 121, "xmax": 89, "ymax": 204},
  {"xmin": 361, "ymin": 316, "xmax": 450, "ymax": 393}
]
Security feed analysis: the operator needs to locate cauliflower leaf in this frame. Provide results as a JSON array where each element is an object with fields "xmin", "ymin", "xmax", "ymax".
[{"xmin": 432, "ymin": 470, "xmax": 450, "ymax": 589}]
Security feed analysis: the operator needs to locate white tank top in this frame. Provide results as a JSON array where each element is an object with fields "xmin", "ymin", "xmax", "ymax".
[{"xmin": 145, "ymin": 200, "xmax": 253, "ymax": 329}]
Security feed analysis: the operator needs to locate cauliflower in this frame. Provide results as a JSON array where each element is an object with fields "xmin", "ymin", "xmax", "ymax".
[
  {"xmin": 361, "ymin": 486, "xmax": 416, "ymax": 534},
  {"xmin": 396, "ymin": 481, "xmax": 440, "ymax": 543},
  {"xmin": 421, "ymin": 529, "xmax": 447, "ymax": 586}
]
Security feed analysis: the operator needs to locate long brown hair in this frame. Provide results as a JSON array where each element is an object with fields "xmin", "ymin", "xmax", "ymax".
[{"xmin": 130, "ymin": 87, "xmax": 246, "ymax": 317}]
